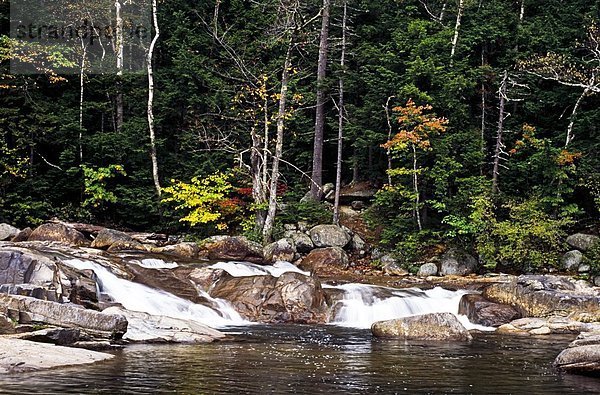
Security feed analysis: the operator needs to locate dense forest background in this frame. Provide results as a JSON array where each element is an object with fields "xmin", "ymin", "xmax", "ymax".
[{"xmin": 1, "ymin": 0, "xmax": 599, "ymax": 272}]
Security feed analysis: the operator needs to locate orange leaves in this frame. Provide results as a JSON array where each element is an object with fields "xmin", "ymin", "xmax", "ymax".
[
  {"xmin": 382, "ymin": 99, "xmax": 448, "ymax": 152},
  {"xmin": 556, "ymin": 150, "xmax": 582, "ymax": 166}
]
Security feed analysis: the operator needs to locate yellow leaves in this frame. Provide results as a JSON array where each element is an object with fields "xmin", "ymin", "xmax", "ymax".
[{"xmin": 382, "ymin": 99, "xmax": 447, "ymax": 152}]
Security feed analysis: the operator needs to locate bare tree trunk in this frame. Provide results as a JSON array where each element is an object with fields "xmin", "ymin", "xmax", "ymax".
[
  {"xmin": 519, "ymin": 0, "xmax": 525, "ymax": 22},
  {"xmin": 251, "ymin": 124, "xmax": 267, "ymax": 230},
  {"xmin": 147, "ymin": 0, "xmax": 161, "ymax": 197},
  {"xmin": 79, "ymin": 40, "xmax": 87, "ymax": 164},
  {"xmin": 565, "ymin": 87, "xmax": 589, "ymax": 148},
  {"xmin": 492, "ymin": 70, "xmax": 507, "ymax": 195},
  {"xmin": 352, "ymin": 149, "xmax": 359, "ymax": 183},
  {"xmin": 412, "ymin": 144, "xmax": 422, "ymax": 231},
  {"xmin": 333, "ymin": 0, "xmax": 347, "ymax": 225},
  {"xmin": 449, "ymin": 0, "xmax": 464, "ymax": 66},
  {"xmin": 263, "ymin": 40, "xmax": 293, "ymax": 243},
  {"xmin": 383, "ymin": 95, "xmax": 395, "ymax": 185},
  {"xmin": 115, "ymin": 0, "xmax": 124, "ymax": 132},
  {"xmin": 309, "ymin": 0, "xmax": 330, "ymax": 200},
  {"xmin": 439, "ymin": 1, "xmax": 447, "ymax": 22}
]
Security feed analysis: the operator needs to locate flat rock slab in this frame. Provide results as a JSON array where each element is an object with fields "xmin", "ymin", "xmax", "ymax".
[{"xmin": 0, "ymin": 338, "xmax": 113, "ymax": 373}]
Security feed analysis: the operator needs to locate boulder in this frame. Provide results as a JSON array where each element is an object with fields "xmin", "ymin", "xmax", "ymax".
[
  {"xmin": 371, "ymin": 312, "xmax": 472, "ymax": 341},
  {"xmin": 483, "ymin": 275, "xmax": 600, "ymax": 321},
  {"xmin": 0, "ymin": 338, "xmax": 113, "ymax": 373},
  {"xmin": 28, "ymin": 223, "xmax": 89, "ymax": 246},
  {"xmin": 0, "ymin": 293, "xmax": 127, "ymax": 339},
  {"xmin": 0, "ymin": 313, "xmax": 15, "ymax": 334},
  {"xmin": 439, "ymin": 249, "xmax": 478, "ymax": 276},
  {"xmin": 331, "ymin": 181, "xmax": 377, "ymax": 204},
  {"xmin": 561, "ymin": 250, "xmax": 583, "ymax": 271},
  {"xmin": 201, "ymin": 236, "xmax": 264, "ymax": 263},
  {"xmin": 299, "ymin": 247, "xmax": 349, "ymax": 275},
  {"xmin": 209, "ymin": 272, "xmax": 327, "ymax": 324},
  {"xmin": 106, "ymin": 240, "xmax": 146, "ymax": 252},
  {"xmin": 554, "ymin": 333, "xmax": 600, "ymax": 376},
  {"xmin": 91, "ymin": 228, "xmax": 135, "ymax": 249},
  {"xmin": 264, "ymin": 238, "xmax": 296, "ymax": 263},
  {"xmin": 156, "ymin": 242, "xmax": 199, "ymax": 259},
  {"xmin": 103, "ymin": 307, "xmax": 225, "ymax": 343},
  {"xmin": 417, "ymin": 262, "xmax": 438, "ymax": 277},
  {"xmin": 350, "ymin": 233, "xmax": 367, "ymax": 252},
  {"xmin": 11, "ymin": 227, "xmax": 32, "ymax": 242},
  {"xmin": 566, "ymin": 233, "xmax": 599, "ymax": 252},
  {"xmin": 284, "ymin": 231, "xmax": 314, "ymax": 253},
  {"xmin": 497, "ymin": 317, "xmax": 600, "ymax": 336},
  {"xmin": 380, "ymin": 255, "xmax": 409, "ymax": 276},
  {"xmin": 0, "ymin": 223, "xmax": 20, "ymax": 241},
  {"xmin": 309, "ymin": 225, "xmax": 351, "ymax": 248},
  {"xmin": 458, "ymin": 294, "xmax": 520, "ymax": 327},
  {"xmin": 188, "ymin": 267, "xmax": 228, "ymax": 292}
]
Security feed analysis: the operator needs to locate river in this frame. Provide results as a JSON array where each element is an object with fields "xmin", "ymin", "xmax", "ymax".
[{"xmin": 1, "ymin": 326, "xmax": 597, "ymax": 394}]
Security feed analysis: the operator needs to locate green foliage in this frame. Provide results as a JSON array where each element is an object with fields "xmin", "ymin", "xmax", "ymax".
[
  {"xmin": 278, "ymin": 199, "xmax": 332, "ymax": 228},
  {"xmin": 582, "ymin": 241, "xmax": 600, "ymax": 278},
  {"xmin": 81, "ymin": 164, "xmax": 127, "ymax": 208}
]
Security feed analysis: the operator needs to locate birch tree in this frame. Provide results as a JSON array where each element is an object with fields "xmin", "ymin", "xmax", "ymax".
[{"xmin": 147, "ymin": 0, "xmax": 162, "ymax": 197}]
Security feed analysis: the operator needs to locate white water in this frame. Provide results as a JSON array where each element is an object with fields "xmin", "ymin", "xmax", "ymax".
[
  {"xmin": 328, "ymin": 283, "xmax": 494, "ymax": 331},
  {"xmin": 134, "ymin": 258, "xmax": 179, "ymax": 269},
  {"xmin": 206, "ymin": 261, "xmax": 494, "ymax": 331},
  {"xmin": 209, "ymin": 260, "xmax": 310, "ymax": 278},
  {"xmin": 63, "ymin": 259, "xmax": 248, "ymax": 328}
]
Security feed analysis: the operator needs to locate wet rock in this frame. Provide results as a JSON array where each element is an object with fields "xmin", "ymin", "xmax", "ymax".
[
  {"xmin": 201, "ymin": 236, "xmax": 264, "ymax": 264},
  {"xmin": 14, "ymin": 327, "xmax": 80, "ymax": 346},
  {"xmin": 439, "ymin": 249, "xmax": 477, "ymax": 276},
  {"xmin": 264, "ymin": 239, "xmax": 296, "ymax": 263},
  {"xmin": 298, "ymin": 247, "xmax": 349, "ymax": 275},
  {"xmin": 209, "ymin": 272, "xmax": 327, "ymax": 324},
  {"xmin": 284, "ymin": 231, "xmax": 314, "ymax": 253},
  {"xmin": 28, "ymin": 223, "xmax": 89, "ymax": 246},
  {"xmin": 128, "ymin": 265, "xmax": 210, "ymax": 305},
  {"xmin": 371, "ymin": 312, "xmax": 472, "ymax": 341},
  {"xmin": 11, "ymin": 227, "xmax": 32, "ymax": 242},
  {"xmin": 188, "ymin": 267, "xmax": 228, "ymax": 292},
  {"xmin": 0, "ymin": 223, "xmax": 20, "ymax": 241},
  {"xmin": 91, "ymin": 228, "xmax": 135, "ymax": 249},
  {"xmin": 0, "ymin": 294, "xmax": 127, "ymax": 339},
  {"xmin": 458, "ymin": 294, "xmax": 520, "ymax": 327},
  {"xmin": 566, "ymin": 233, "xmax": 599, "ymax": 252},
  {"xmin": 497, "ymin": 317, "xmax": 600, "ymax": 336},
  {"xmin": 0, "ymin": 338, "xmax": 114, "ymax": 373},
  {"xmin": 561, "ymin": 250, "xmax": 583, "ymax": 271},
  {"xmin": 483, "ymin": 275, "xmax": 600, "ymax": 321},
  {"xmin": 103, "ymin": 307, "xmax": 225, "ymax": 343},
  {"xmin": 309, "ymin": 225, "xmax": 351, "ymax": 248},
  {"xmin": 417, "ymin": 262, "xmax": 438, "ymax": 277},
  {"xmin": 554, "ymin": 335, "xmax": 600, "ymax": 377},
  {"xmin": 156, "ymin": 242, "xmax": 199, "ymax": 259}
]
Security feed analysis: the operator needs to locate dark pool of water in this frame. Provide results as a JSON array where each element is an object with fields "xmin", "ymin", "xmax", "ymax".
[{"xmin": 1, "ymin": 326, "xmax": 598, "ymax": 394}]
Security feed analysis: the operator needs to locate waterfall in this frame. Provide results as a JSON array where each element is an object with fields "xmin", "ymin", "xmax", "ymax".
[
  {"xmin": 207, "ymin": 261, "xmax": 494, "ymax": 331},
  {"xmin": 63, "ymin": 259, "xmax": 248, "ymax": 328},
  {"xmin": 327, "ymin": 283, "xmax": 493, "ymax": 331}
]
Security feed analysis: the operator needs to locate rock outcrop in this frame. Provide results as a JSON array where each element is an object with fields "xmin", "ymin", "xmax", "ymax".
[
  {"xmin": 458, "ymin": 294, "xmax": 520, "ymax": 327},
  {"xmin": 371, "ymin": 312, "xmax": 472, "ymax": 341},
  {"xmin": 299, "ymin": 247, "xmax": 349, "ymax": 275},
  {"xmin": 91, "ymin": 228, "xmax": 135, "ymax": 249},
  {"xmin": 483, "ymin": 275, "xmax": 600, "ymax": 322},
  {"xmin": 200, "ymin": 236, "xmax": 264, "ymax": 263},
  {"xmin": 0, "ymin": 338, "xmax": 114, "ymax": 373},
  {"xmin": 309, "ymin": 225, "xmax": 351, "ymax": 248}
]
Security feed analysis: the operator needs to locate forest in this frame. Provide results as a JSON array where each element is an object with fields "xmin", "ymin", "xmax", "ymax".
[{"xmin": 1, "ymin": 0, "xmax": 600, "ymax": 274}]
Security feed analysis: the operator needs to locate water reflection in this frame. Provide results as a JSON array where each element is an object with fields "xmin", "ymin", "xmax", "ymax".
[{"xmin": 0, "ymin": 327, "xmax": 595, "ymax": 394}]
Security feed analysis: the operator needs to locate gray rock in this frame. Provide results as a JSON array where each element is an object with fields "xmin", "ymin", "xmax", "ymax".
[
  {"xmin": 0, "ymin": 223, "xmax": 20, "ymax": 241},
  {"xmin": 284, "ymin": 231, "xmax": 314, "ymax": 253},
  {"xmin": 264, "ymin": 238, "xmax": 296, "ymax": 263},
  {"xmin": 594, "ymin": 276, "xmax": 600, "ymax": 287},
  {"xmin": 15, "ymin": 327, "xmax": 81, "ymax": 345},
  {"xmin": 554, "ymin": 344, "xmax": 600, "ymax": 376},
  {"xmin": 103, "ymin": 307, "xmax": 225, "ymax": 343},
  {"xmin": 439, "ymin": 249, "xmax": 477, "ymax": 276},
  {"xmin": 350, "ymin": 233, "xmax": 367, "ymax": 252},
  {"xmin": 566, "ymin": 233, "xmax": 599, "ymax": 252},
  {"xmin": 417, "ymin": 262, "xmax": 438, "ymax": 277},
  {"xmin": 0, "ymin": 313, "xmax": 15, "ymax": 334},
  {"xmin": 371, "ymin": 312, "xmax": 472, "ymax": 341},
  {"xmin": 91, "ymin": 228, "xmax": 134, "ymax": 249},
  {"xmin": 0, "ymin": 249, "xmax": 60, "ymax": 292},
  {"xmin": 577, "ymin": 264, "xmax": 591, "ymax": 273},
  {"xmin": 0, "ymin": 294, "xmax": 127, "ymax": 339},
  {"xmin": 309, "ymin": 225, "xmax": 351, "ymax": 248},
  {"xmin": 561, "ymin": 250, "xmax": 583, "ymax": 271},
  {"xmin": 0, "ymin": 338, "xmax": 113, "ymax": 373}
]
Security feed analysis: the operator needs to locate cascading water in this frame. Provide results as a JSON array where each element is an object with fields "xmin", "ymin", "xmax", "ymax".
[
  {"xmin": 208, "ymin": 261, "xmax": 494, "ymax": 331},
  {"xmin": 63, "ymin": 259, "xmax": 248, "ymax": 328}
]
